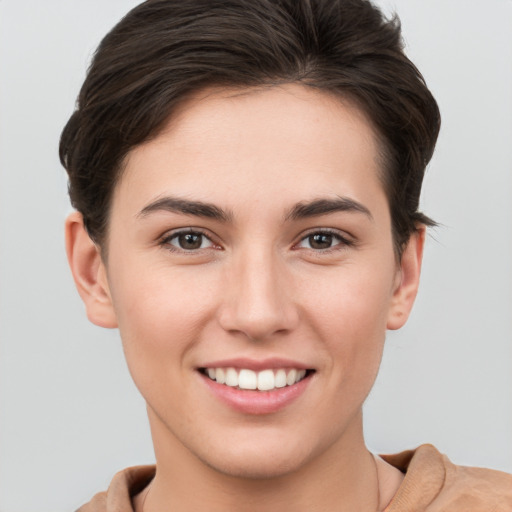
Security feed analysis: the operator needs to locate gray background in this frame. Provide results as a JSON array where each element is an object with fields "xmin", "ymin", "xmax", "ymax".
[{"xmin": 1, "ymin": 1, "xmax": 511, "ymax": 510}]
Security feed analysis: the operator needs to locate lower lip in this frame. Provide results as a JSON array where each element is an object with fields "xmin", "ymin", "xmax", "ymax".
[{"xmin": 201, "ymin": 372, "xmax": 312, "ymax": 415}]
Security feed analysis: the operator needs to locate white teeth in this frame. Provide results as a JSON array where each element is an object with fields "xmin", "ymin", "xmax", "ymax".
[
  {"xmin": 257, "ymin": 369, "xmax": 274, "ymax": 391},
  {"xmin": 239, "ymin": 369, "xmax": 257, "ymax": 390},
  {"xmin": 216, "ymin": 367, "xmax": 226, "ymax": 384},
  {"xmin": 286, "ymin": 369, "xmax": 297, "ymax": 386},
  {"xmin": 274, "ymin": 369, "xmax": 287, "ymax": 388},
  {"xmin": 205, "ymin": 367, "xmax": 309, "ymax": 391},
  {"xmin": 225, "ymin": 367, "xmax": 238, "ymax": 387}
]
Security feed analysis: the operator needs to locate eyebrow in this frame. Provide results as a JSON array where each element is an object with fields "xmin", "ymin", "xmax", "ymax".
[
  {"xmin": 284, "ymin": 196, "xmax": 373, "ymax": 222},
  {"xmin": 137, "ymin": 195, "xmax": 373, "ymax": 223},
  {"xmin": 138, "ymin": 196, "xmax": 233, "ymax": 222}
]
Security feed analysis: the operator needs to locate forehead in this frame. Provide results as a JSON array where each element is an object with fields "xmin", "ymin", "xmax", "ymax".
[
  {"xmin": 152, "ymin": 84, "xmax": 380, "ymax": 163},
  {"xmin": 116, "ymin": 84, "xmax": 387, "ymax": 219}
]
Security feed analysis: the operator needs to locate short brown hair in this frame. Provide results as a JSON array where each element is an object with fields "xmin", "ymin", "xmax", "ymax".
[{"xmin": 60, "ymin": 0, "xmax": 440, "ymax": 255}]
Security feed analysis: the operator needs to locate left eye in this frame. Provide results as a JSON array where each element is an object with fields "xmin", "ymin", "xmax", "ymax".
[
  {"xmin": 165, "ymin": 231, "xmax": 214, "ymax": 251},
  {"xmin": 297, "ymin": 232, "xmax": 348, "ymax": 250}
]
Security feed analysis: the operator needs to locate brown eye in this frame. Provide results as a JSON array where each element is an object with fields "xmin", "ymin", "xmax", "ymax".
[
  {"xmin": 308, "ymin": 233, "xmax": 334, "ymax": 250},
  {"xmin": 165, "ymin": 231, "xmax": 214, "ymax": 251},
  {"xmin": 296, "ymin": 230, "xmax": 352, "ymax": 251},
  {"xmin": 178, "ymin": 233, "xmax": 203, "ymax": 250}
]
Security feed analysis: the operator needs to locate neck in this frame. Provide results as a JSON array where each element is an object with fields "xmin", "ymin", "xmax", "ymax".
[{"xmin": 140, "ymin": 409, "xmax": 382, "ymax": 512}]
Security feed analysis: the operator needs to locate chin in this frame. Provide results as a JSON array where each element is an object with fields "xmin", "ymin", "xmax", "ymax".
[
  {"xmin": 193, "ymin": 432, "xmax": 319, "ymax": 481},
  {"xmin": 201, "ymin": 450, "xmax": 306, "ymax": 480}
]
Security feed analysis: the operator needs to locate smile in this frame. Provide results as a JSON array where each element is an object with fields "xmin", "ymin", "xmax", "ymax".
[{"xmin": 201, "ymin": 367, "xmax": 309, "ymax": 391}]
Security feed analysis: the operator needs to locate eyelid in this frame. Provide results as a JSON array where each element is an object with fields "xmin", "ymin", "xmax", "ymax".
[
  {"xmin": 157, "ymin": 226, "xmax": 354, "ymax": 253},
  {"xmin": 159, "ymin": 227, "xmax": 221, "ymax": 252},
  {"xmin": 293, "ymin": 228, "xmax": 355, "ymax": 251}
]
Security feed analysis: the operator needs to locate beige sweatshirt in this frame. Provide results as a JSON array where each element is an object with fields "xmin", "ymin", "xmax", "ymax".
[{"xmin": 76, "ymin": 445, "xmax": 512, "ymax": 511}]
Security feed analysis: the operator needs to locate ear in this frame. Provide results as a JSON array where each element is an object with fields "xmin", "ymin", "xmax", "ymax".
[
  {"xmin": 65, "ymin": 212, "xmax": 118, "ymax": 328},
  {"xmin": 386, "ymin": 226, "xmax": 426, "ymax": 330}
]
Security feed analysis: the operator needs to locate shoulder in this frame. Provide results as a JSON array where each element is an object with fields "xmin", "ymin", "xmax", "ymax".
[
  {"xmin": 75, "ymin": 491, "xmax": 107, "ymax": 512},
  {"xmin": 75, "ymin": 465, "xmax": 155, "ymax": 512},
  {"xmin": 381, "ymin": 444, "xmax": 512, "ymax": 512}
]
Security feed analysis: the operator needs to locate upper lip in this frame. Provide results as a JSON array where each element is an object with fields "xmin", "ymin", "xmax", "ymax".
[{"xmin": 198, "ymin": 357, "xmax": 312, "ymax": 372}]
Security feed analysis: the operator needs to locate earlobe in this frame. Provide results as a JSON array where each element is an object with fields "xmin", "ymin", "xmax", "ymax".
[
  {"xmin": 386, "ymin": 226, "xmax": 426, "ymax": 330},
  {"xmin": 65, "ymin": 212, "xmax": 118, "ymax": 328}
]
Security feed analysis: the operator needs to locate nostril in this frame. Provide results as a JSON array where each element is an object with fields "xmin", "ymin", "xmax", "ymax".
[{"xmin": 218, "ymin": 306, "xmax": 300, "ymax": 342}]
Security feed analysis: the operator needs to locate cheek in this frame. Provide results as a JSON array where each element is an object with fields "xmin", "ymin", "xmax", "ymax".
[
  {"xmin": 301, "ymin": 261, "xmax": 393, "ymax": 331},
  {"xmin": 108, "ymin": 263, "xmax": 218, "ymax": 383},
  {"xmin": 300, "ymin": 264, "xmax": 393, "ymax": 378}
]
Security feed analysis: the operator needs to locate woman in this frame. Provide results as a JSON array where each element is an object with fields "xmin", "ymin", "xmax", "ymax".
[{"xmin": 61, "ymin": 0, "xmax": 512, "ymax": 510}]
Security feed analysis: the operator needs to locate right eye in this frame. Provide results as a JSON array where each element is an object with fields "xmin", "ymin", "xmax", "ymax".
[{"xmin": 161, "ymin": 230, "xmax": 216, "ymax": 252}]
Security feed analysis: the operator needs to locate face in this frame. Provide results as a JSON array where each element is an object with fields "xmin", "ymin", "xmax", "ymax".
[{"xmin": 69, "ymin": 84, "xmax": 422, "ymax": 479}]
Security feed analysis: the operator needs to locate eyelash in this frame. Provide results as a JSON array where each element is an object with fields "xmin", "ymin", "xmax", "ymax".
[
  {"xmin": 159, "ymin": 228, "xmax": 354, "ymax": 254},
  {"xmin": 293, "ymin": 229, "xmax": 355, "ymax": 253},
  {"xmin": 159, "ymin": 228, "xmax": 219, "ymax": 253}
]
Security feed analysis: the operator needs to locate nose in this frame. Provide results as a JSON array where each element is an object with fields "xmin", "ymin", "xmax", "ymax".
[{"xmin": 217, "ymin": 248, "xmax": 299, "ymax": 341}]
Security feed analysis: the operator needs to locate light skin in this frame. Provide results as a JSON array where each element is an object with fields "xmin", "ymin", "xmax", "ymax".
[{"xmin": 66, "ymin": 84, "xmax": 424, "ymax": 511}]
